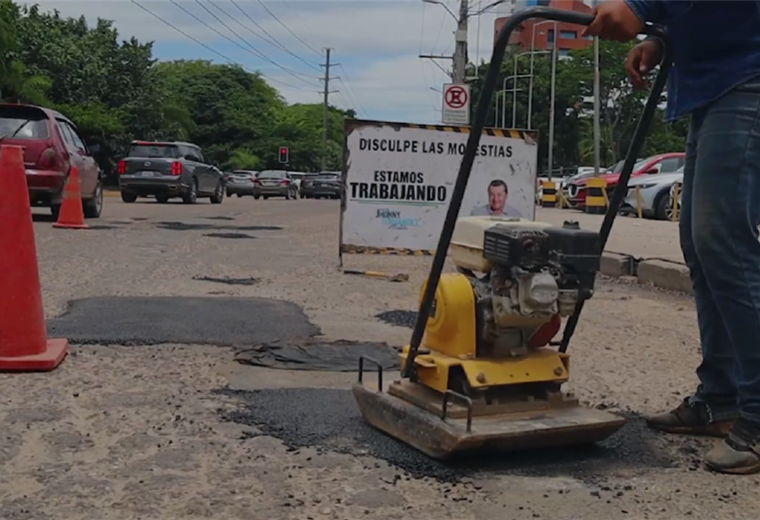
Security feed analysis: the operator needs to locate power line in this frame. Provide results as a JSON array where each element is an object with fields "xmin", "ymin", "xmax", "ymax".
[
  {"xmin": 218, "ymin": 0, "xmax": 321, "ymax": 72},
  {"xmin": 419, "ymin": 1, "xmax": 441, "ymax": 113},
  {"xmin": 129, "ymin": 0, "xmax": 305, "ymax": 91},
  {"xmin": 190, "ymin": 0, "xmax": 319, "ymax": 85},
  {"xmin": 255, "ymin": 0, "xmax": 322, "ymax": 57},
  {"xmin": 169, "ymin": 0, "xmax": 319, "ymax": 87},
  {"xmin": 337, "ymin": 64, "xmax": 369, "ymax": 117}
]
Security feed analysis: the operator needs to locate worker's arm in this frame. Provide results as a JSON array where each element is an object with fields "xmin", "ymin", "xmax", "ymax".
[{"xmin": 583, "ymin": 0, "xmax": 668, "ymax": 41}]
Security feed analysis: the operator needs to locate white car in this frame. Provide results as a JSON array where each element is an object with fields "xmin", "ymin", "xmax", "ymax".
[{"xmin": 622, "ymin": 166, "xmax": 684, "ymax": 220}]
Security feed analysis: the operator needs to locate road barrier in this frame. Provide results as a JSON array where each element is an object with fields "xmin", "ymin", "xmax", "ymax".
[
  {"xmin": 540, "ymin": 180, "xmax": 557, "ymax": 208},
  {"xmin": 585, "ymin": 177, "xmax": 607, "ymax": 214},
  {"xmin": 0, "ymin": 144, "xmax": 69, "ymax": 371}
]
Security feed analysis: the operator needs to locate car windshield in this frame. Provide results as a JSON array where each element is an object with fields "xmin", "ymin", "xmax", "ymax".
[
  {"xmin": 608, "ymin": 158, "xmax": 646, "ymax": 174},
  {"xmin": 128, "ymin": 143, "xmax": 179, "ymax": 159},
  {"xmin": 259, "ymin": 171, "xmax": 286, "ymax": 179},
  {"xmin": 0, "ymin": 106, "xmax": 49, "ymax": 140}
]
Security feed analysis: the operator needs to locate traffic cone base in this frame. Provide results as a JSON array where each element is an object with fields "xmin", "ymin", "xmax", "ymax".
[
  {"xmin": 53, "ymin": 166, "xmax": 89, "ymax": 229},
  {"xmin": 0, "ymin": 338, "xmax": 68, "ymax": 372},
  {"xmin": 53, "ymin": 221, "xmax": 88, "ymax": 229},
  {"xmin": 0, "ymin": 144, "xmax": 69, "ymax": 373}
]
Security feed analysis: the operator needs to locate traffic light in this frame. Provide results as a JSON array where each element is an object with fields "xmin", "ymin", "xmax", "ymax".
[{"xmin": 278, "ymin": 146, "xmax": 289, "ymax": 164}]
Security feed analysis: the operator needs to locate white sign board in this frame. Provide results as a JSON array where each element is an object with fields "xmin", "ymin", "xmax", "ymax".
[
  {"xmin": 340, "ymin": 119, "xmax": 538, "ymax": 254},
  {"xmin": 442, "ymin": 83, "xmax": 470, "ymax": 126}
]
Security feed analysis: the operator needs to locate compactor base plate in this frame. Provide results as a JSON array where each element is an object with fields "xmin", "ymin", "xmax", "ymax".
[{"xmin": 352, "ymin": 381, "xmax": 626, "ymax": 460}]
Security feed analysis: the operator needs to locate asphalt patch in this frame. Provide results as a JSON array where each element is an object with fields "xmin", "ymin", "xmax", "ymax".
[
  {"xmin": 47, "ymin": 296, "xmax": 319, "ymax": 346},
  {"xmin": 193, "ymin": 276, "xmax": 259, "ymax": 286},
  {"xmin": 204, "ymin": 216, "xmax": 236, "ymax": 221},
  {"xmin": 218, "ymin": 387, "xmax": 687, "ymax": 484},
  {"xmin": 203, "ymin": 232, "xmax": 257, "ymax": 239},
  {"xmin": 376, "ymin": 310, "xmax": 417, "ymax": 329},
  {"xmin": 86, "ymin": 225, "xmax": 119, "ymax": 230},
  {"xmin": 156, "ymin": 221, "xmax": 281, "ymax": 232},
  {"xmin": 234, "ymin": 339, "xmax": 399, "ymax": 371}
]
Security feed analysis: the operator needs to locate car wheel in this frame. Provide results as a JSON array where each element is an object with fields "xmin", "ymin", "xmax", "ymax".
[
  {"xmin": 285, "ymin": 190, "xmax": 291, "ymax": 200},
  {"xmin": 263, "ymin": 196, "xmax": 269, "ymax": 200},
  {"xmin": 254, "ymin": 195, "xmax": 260, "ymax": 200},
  {"xmin": 210, "ymin": 181, "xmax": 224, "ymax": 204},
  {"xmin": 83, "ymin": 181, "xmax": 104, "ymax": 219},
  {"xmin": 654, "ymin": 191, "xmax": 670, "ymax": 220},
  {"xmin": 156, "ymin": 195, "xmax": 169, "ymax": 204},
  {"xmin": 51, "ymin": 203, "xmax": 61, "ymax": 220},
  {"xmin": 236, "ymin": 193, "xmax": 242, "ymax": 198},
  {"xmin": 227, "ymin": 190, "xmax": 233, "ymax": 198},
  {"xmin": 183, "ymin": 180, "xmax": 198, "ymax": 204},
  {"xmin": 121, "ymin": 191, "xmax": 137, "ymax": 203}
]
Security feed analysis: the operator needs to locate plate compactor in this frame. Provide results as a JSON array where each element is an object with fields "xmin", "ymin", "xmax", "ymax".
[{"xmin": 353, "ymin": 7, "xmax": 672, "ymax": 460}]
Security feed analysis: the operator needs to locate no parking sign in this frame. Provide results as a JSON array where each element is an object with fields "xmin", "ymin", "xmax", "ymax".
[{"xmin": 442, "ymin": 83, "xmax": 470, "ymax": 126}]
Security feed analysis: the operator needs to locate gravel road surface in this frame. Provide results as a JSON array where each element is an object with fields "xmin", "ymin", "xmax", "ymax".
[{"xmin": 1, "ymin": 197, "xmax": 754, "ymax": 520}]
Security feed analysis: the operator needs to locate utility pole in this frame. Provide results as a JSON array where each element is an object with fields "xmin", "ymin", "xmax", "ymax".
[
  {"xmin": 321, "ymin": 48, "xmax": 339, "ymax": 172},
  {"xmin": 452, "ymin": 0, "xmax": 469, "ymax": 83},
  {"xmin": 592, "ymin": 0, "xmax": 601, "ymax": 175}
]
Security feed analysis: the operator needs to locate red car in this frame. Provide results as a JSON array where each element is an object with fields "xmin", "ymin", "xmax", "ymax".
[
  {"xmin": 566, "ymin": 152, "xmax": 685, "ymax": 209},
  {"xmin": 0, "ymin": 103, "xmax": 103, "ymax": 219}
]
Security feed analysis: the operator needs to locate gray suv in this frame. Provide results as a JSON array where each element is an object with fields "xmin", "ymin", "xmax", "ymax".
[{"xmin": 118, "ymin": 141, "xmax": 224, "ymax": 204}]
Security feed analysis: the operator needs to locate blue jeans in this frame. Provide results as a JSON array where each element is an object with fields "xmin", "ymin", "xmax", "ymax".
[{"xmin": 682, "ymin": 77, "xmax": 760, "ymax": 423}]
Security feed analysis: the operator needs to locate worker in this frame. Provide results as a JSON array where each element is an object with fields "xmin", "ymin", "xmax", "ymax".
[
  {"xmin": 470, "ymin": 179, "xmax": 524, "ymax": 218},
  {"xmin": 584, "ymin": 0, "xmax": 760, "ymax": 474}
]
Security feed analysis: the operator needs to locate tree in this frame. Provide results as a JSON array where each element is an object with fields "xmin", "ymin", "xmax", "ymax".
[
  {"xmin": 0, "ymin": 1, "xmax": 357, "ymax": 181},
  {"xmin": 468, "ymin": 40, "xmax": 687, "ymax": 171},
  {"xmin": 0, "ymin": 0, "xmax": 50, "ymax": 104}
]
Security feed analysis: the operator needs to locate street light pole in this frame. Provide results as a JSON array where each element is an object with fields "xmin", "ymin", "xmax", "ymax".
[
  {"xmin": 527, "ymin": 20, "xmax": 554, "ymax": 129},
  {"xmin": 547, "ymin": 21, "xmax": 558, "ymax": 181},
  {"xmin": 592, "ymin": 0, "xmax": 601, "ymax": 175}
]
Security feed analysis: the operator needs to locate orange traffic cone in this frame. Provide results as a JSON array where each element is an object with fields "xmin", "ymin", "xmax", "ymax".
[
  {"xmin": 0, "ymin": 145, "xmax": 69, "ymax": 371},
  {"xmin": 53, "ymin": 166, "xmax": 88, "ymax": 229}
]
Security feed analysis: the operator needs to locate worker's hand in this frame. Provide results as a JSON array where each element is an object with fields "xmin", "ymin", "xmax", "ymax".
[
  {"xmin": 625, "ymin": 39, "xmax": 662, "ymax": 89},
  {"xmin": 582, "ymin": 0, "xmax": 643, "ymax": 41}
]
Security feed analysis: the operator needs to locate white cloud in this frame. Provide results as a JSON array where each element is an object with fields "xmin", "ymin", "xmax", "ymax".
[{"xmin": 20, "ymin": 0, "xmax": 519, "ymax": 123}]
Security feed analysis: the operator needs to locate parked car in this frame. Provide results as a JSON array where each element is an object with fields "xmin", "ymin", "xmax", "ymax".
[
  {"xmin": 559, "ymin": 166, "xmax": 597, "ymax": 191},
  {"xmin": 0, "ymin": 103, "xmax": 103, "ymax": 219},
  {"xmin": 117, "ymin": 141, "xmax": 224, "ymax": 204},
  {"xmin": 567, "ymin": 153, "xmax": 685, "ymax": 209},
  {"xmin": 253, "ymin": 170, "xmax": 298, "ymax": 200},
  {"xmin": 288, "ymin": 171, "xmax": 308, "ymax": 192},
  {"xmin": 622, "ymin": 165, "xmax": 684, "ymax": 220},
  {"xmin": 226, "ymin": 170, "xmax": 258, "ymax": 197},
  {"xmin": 300, "ymin": 171, "xmax": 341, "ymax": 199},
  {"xmin": 668, "ymin": 179, "xmax": 683, "ymax": 221}
]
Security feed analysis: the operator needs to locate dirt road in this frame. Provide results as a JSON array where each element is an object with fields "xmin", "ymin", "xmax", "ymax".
[{"xmin": 1, "ymin": 197, "xmax": 754, "ymax": 520}]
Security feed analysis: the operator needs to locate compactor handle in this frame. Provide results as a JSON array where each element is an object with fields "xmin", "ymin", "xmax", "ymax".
[{"xmin": 402, "ymin": 7, "xmax": 672, "ymax": 378}]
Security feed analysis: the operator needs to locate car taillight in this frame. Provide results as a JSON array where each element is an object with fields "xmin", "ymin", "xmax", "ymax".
[
  {"xmin": 38, "ymin": 147, "xmax": 58, "ymax": 169},
  {"xmin": 171, "ymin": 161, "xmax": 182, "ymax": 175},
  {"xmin": 280, "ymin": 179, "xmax": 289, "ymax": 185},
  {"xmin": 254, "ymin": 179, "xmax": 261, "ymax": 185},
  {"xmin": 117, "ymin": 160, "xmax": 126, "ymax": 175}
]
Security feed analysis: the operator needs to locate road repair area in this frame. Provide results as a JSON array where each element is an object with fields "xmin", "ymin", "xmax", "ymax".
[{"xmin": 0, "ymin": 195, "xmax": 756, "ymax": 520}]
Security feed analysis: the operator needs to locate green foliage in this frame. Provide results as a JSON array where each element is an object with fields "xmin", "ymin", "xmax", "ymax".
[
  {"xmin": 0, "ymin": 1, "xmax": 354, "ymax": 183},
  {"xmin": 468, "ymin": 39, "xmax": 688, "ymax": 172}
]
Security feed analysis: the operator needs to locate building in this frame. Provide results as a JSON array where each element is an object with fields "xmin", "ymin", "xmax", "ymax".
[{"xmin": 494, "ymin": 0, "xmax": 594, "ymax": 57}]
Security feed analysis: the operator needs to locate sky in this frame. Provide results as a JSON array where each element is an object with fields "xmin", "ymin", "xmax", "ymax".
[{"xmin": 22, "ymin": 0, "xmax": 524, "ymax": 124}]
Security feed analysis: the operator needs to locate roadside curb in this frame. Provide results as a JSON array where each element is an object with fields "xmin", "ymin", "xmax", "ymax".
[{"xmin": 600, "ymin": 252, "xmax": 692, "ymax": 295}]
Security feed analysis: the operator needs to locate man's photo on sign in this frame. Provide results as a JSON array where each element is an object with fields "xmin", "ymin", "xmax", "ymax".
[{"xmin": 469, "ymin": 179, "xmax": 524, "ymax": 218}]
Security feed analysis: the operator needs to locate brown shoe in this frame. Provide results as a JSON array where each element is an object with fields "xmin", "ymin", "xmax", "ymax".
[
  {"xmin": 646, "ymin": 397, "xmax": 736, "ymax": 437},
  {"xmin": 705, "ymin": 417, "xmax": 760, "ymax": 474}
]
